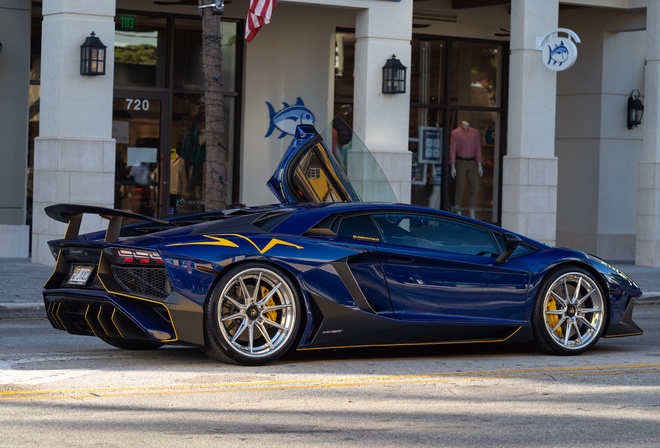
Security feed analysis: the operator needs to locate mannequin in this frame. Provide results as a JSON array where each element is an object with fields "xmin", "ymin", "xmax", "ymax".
[
  {"xmin": 168, "ymin": 148, "xmax": 187, "ymax": 212},
  {"xmin": 151, "ymin": 148, "xmax": 187, "ymax": 214},
  {"xmin": 449, "ymin": 121, "xmax": 483, "ymax": 219}
]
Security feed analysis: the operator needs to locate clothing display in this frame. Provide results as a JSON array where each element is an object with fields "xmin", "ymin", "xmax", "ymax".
[
  {"xmin": 449, "ymin": 122, "xmax": 482, "ymax": 165},
  {"xmin": 169, "ymin": 155, "xmax": 186, "ymax": 197},
  {"xmin": 450, "ymin": 122, "xmax": 482, "ymax": 216}
]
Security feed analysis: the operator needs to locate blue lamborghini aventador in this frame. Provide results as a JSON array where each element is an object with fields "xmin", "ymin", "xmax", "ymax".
[{"xmin": 43, "ymin": 125, "xmax": 642, "ymax": 365}]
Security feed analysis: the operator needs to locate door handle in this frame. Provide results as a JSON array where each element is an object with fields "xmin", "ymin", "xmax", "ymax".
[{"xmin": 388, "ymin": 255, "xmax": 415, "ymax": 264}]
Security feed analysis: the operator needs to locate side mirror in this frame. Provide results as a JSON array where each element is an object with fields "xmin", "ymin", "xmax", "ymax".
[{"xmin": 496, "ymin": 233, "xmax": 522, "ymax": 264}]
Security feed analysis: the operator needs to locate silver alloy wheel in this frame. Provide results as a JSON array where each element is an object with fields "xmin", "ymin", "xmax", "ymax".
[
  {"xmin": 541, "ymin": 271, "xmax": 604, "ymax": 351},
  {"xmin": 216, "ymin": 267, "xmax": 297, "ymax": 359}
]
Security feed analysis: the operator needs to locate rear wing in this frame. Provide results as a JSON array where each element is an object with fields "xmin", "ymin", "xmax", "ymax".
[{"xmin": 45, "ymin": 204, "xmax": 169, "ymax": 243}]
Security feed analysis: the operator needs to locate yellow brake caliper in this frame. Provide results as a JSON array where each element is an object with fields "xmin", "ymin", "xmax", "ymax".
[
  {"xmin": 547, "ymin": 295, "xmax": 563, "ymax": 337},
  {"xmin": 261, "ymin": 285, "xmax": 278, "ymax": 322}
]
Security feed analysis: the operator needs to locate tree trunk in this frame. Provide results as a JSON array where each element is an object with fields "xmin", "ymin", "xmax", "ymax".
[{"xmin": 200, "ymin": 2, "xmax": 228, "ymax": 210}]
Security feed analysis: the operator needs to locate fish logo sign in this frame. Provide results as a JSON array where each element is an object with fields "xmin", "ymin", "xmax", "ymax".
[
  {"xmin": 265, "ymin": 97, "xmax": 316, "ymax": 139},
  {"xmin": 547, "ymin": 41, "xmax": 569, "ymax": 67},
  {"xmin": 539, "ymin": 29, "xmax": 580, "ymax": 72}
]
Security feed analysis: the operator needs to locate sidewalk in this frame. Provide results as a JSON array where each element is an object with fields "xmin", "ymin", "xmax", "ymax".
[
  {"xmin": 0, "ymin": 258, "xmax": 53, "ymax": 319},
  {"xmin": 0, "ymin": 257, "xmax": 658, "ymax": 319}
]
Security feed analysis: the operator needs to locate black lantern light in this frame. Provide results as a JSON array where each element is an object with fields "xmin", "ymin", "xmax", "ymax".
[
  {"xmin": 627, "ymin": 89, "xmax": 644, "ymax": 129},
  {"xmin": 382, "ymin": 54, "xmax": 407, "ymax": 94},
  {"xmin": 80, "ymin": 32, "xmax": 107, "ymax": 76}
]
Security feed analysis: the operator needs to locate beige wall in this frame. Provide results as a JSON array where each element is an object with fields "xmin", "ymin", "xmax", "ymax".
[
  {"xmin": 556, "ymin": 8, "xmax": 646, "ymax": 260},
  {"xmin": 240, "ymin": 3, "xmax": 353, "ymax": 205}
]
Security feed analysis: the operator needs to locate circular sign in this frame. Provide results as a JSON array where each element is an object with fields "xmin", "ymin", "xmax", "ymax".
[{"xmin": 541, "ymin": 37, "xmax": 578, "ymax": 71}]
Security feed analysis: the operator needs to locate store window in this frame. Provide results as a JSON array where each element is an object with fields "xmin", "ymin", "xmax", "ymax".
[
  {"xmin": 113, "ymin": 96, "xmax": 163, "ymax": 215},
  {"xmin": 27, "ymin": 10, "xmax": 241, "ymax": 226},
  {"xmin": 113, "ymin": 14, "xmax": 242, "ymax": 217},
  {"xmin": 27, "ymin": 15, "xmax": 43, "ymax": 230},
  {"xmin": 173, "ymin": 19, "xmax": 238, "ymax": 92},
  {"xmin": 171, "ymin": 21, "xmax": 239, "ymax": 214},
  {"xmin": 334, "ymin": 32, "xmax": 507, "ymax": 225},
  {"xmin": 334, "ymin": 32, "xmax": 356, "ymax": 128},
  {"xmin": 115, "ymin": 16, "xmax": 168, "ymax": 88}
]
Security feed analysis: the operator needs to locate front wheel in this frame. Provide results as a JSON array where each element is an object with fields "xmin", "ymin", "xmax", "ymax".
[
  {"xmin": 532, "ymin": 267, "xmax": 606, "ymax": 355},
  {"xmin": 203, "ymin": 263, "xmax": 302, "ymax": 365}
]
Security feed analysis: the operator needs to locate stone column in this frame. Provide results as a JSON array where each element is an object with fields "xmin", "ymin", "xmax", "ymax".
[
  {"xmin": 502, "ymin": 0, "xmax": 559, "ymax": 245},
  {"xmin": 352, "ymin": 2, "xmax": 412, "ymax": 203},
  {"xmin": 0, "ymin": 0, "xmax": 30, "ymax": 257},
  {"xmin": 32, "ymin": 0, "xmax": 116, "ymax": 265},
  {"xmin": 636, "ymin": 1, "xmax": 660, "ymax": 266}
]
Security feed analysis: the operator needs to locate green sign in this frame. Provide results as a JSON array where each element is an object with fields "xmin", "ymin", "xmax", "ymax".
[{"xmin": 120, "ymin": 16, "xmax": 136, "ymax": 30}]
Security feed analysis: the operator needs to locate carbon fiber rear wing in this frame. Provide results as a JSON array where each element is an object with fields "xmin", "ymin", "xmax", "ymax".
[{"xmin": 45, "ymin": 204, "xmax": 169, "ymax": 243}]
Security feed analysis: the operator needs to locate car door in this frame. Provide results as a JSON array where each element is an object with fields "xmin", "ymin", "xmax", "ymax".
[
  {"xmin": 267, "ymin": 125, "xmax": 361, "ymax": 204},
  {"xmin": 267, "ymin": 123, "xmax": 397, "ymax": 204},
  {"xmin": 372, "ymin": 212, "xmax": 532, "ymax": 325},
  {"xmin": 305, "ymin": 212, "xmax": 394, "ymax": 315}
]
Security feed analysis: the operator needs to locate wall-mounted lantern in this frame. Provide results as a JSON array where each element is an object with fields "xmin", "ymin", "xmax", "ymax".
[
  {"xmin": 382, "ymin": 54, "xmax": 407, "ymax": 94},
  {"xmin": 627, "ymin": 89, "xmax": 644, "ymax": 130},
  {"xmin": 80, "ymin": 32, "xmax": 107, "ymax": 76}
]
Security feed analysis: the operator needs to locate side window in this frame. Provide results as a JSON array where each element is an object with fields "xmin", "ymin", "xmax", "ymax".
[
  {"xmin": 337, "ymin": 215, "xmax": 381, "ymax": 242},
  {"xmin": 372, "ymin": 213, "xmax": 498, "ymax": 256}
]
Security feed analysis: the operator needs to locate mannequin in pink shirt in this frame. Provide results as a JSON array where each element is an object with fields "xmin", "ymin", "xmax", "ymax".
[{"xmin": 449, "ymin": 121, "xmax": 482, "ymax": 218}]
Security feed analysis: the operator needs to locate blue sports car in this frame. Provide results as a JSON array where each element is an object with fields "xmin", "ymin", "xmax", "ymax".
[{"xmin": 43, "ymin": 125, "xmax": 642, "ymax": 365}]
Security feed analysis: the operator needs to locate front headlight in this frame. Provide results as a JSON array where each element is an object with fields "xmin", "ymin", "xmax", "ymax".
[
  {"xmin": 586, "ymin": 253, "xmax": 637, "ymax": 286},
  {"xmin": 585, "ymin": 253, "xmax": 618, "ymax": 271}
]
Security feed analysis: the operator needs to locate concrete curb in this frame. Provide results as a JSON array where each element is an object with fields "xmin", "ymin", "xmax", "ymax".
[
  {"xmin": 637, "ymin": 292, "xmax": 660, "ymax": 306},
  {"xmin": 0, "ymin": 303, "xmax": 47, "ymax": 319}
]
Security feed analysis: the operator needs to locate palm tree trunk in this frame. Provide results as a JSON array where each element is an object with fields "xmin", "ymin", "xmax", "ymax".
[{"xmin": 200, "ymin": 2, "xmax": 228, "ymax": 210}]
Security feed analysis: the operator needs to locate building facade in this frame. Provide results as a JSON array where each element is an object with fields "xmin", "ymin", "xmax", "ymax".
[{"xmin": 0, "ymin": 0, "xmax": 658, "ymax": 266}]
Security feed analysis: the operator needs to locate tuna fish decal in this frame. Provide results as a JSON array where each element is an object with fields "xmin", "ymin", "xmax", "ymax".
[
  {"xmin": 265, "ymin": 97, "xmax": 316, "ymax": 139},
  {"xmin": 547, "ymin": 40, "xmax": 569, "ymax": 67}
]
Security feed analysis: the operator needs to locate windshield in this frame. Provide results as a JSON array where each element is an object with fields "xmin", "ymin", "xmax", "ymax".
[{"xmin": 320, "ymin": 117, "xmax": 398, "ymax": 203}]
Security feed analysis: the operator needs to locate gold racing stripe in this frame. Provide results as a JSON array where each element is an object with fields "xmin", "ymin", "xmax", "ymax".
[{"xmin": 167, "ymin": 234, "xmax": 303, "ymax": 254}]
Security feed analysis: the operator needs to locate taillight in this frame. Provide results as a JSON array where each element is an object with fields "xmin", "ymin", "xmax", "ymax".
[
  {"xmin": 49, "ymin": 244, "xmax": 60, "ymax": 260},
  {"xmin": 108, "ymin": 248, "xmax": 164, "ymax": 265}
]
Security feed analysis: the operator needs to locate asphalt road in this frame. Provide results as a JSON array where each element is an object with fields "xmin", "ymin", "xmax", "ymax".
[{"xmin": 1, "ymin": 305, "xmax": 659, "ymax": 447}]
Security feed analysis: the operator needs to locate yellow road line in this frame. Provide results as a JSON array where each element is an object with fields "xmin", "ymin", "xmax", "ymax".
[{"xmin": 2, "ymin": 362, "xmax": 660, "ymax": 402}]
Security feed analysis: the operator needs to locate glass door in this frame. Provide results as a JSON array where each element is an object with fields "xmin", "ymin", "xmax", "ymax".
[
  {"xmin": 409, "ymin": 37, "xmax": 506, "ymax": 224},
  {"xmin": 334, "ymin": 33, "xmax": 507, "ymax": 224},
  {"xmin": 112, "ymin": 94, "xmax": 169, "ymax": 217}
]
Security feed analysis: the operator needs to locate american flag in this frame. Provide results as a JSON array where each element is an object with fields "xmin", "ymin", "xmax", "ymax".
[{"xmin": 245, "ymin": 0, "xmax": 277, "ymax": 42}]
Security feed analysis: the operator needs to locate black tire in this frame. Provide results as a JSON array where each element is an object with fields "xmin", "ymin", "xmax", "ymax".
[
  {"xmin": 532, "ymin": 266, "xmax": 606, "ymax": 355},
  {"xmin": 203, "ymin": 262, "xmax": 302, "ymax": 366},
  {"xmin": 101, "ymin": 338, "xmax": 164, "ymax": 350}
]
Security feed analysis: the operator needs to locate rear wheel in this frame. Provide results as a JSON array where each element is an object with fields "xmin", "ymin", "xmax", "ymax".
[
  {"xmin": 203, "ymin": 262, "xmax": 301, "ymax": 365},
  {"xmin": 532, "ymin": 267, "xmax": 606, "ymax": 355}
]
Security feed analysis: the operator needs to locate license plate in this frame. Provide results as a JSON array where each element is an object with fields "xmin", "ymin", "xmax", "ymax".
[{"xmin": 68, "ymin": 265, "xmax": 94, "ymax": 286}]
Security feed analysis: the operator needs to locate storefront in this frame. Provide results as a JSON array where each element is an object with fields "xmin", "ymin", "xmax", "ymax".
[
  {"xmin": 3, "ymin": 0, "xmax": 660, "ymax": 268},
  {"xmin": 335, "ymin": 32, "xmax": 507, "ymax": 224},
  {"xmin": 111, "ymin": 14, "xmax": 242, "ymax": 216},
  {"xmin": 28, "ymin": 8, "xmax": 243, "ymax": 220}
]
